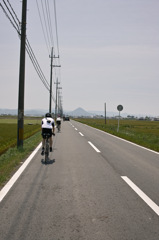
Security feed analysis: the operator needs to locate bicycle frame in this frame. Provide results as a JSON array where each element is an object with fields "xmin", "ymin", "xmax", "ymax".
[
  {"xmin": 56, "ymin": 122, "xmax": 61, "ymax": 132},
  {"xmin": 57, "ymin": 124, "xmax": 60, "ymax": 132}
]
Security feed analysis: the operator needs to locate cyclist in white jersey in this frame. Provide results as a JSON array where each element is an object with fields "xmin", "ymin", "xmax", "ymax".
[
  {"xmin": 41, "ymin": 113, "xmax": 55, "ymax": 155},
  {"xmin": 56, "ymin": 115, "xmax": 62, "ymax": 131}
]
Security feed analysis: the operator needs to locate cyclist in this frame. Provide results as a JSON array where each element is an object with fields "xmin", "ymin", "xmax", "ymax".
[
  {"xmin": 41, "ymin": 113, "xmax": 55, "ymax": 156},
  {"xmin": 56, "ymin": 115, "xmax": 62, "ymax": 131}
]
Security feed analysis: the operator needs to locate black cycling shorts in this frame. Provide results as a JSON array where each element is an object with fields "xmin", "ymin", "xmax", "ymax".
[
  {"xmin": 42, "ymin": 128, "xmax": 52, "ymax": 138},
  {"xmin": 56, "ymin": 121, "xmax": 61, "ymax": 125}
]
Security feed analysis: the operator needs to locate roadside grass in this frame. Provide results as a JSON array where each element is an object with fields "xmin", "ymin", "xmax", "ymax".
[
  {"xmin": 75, "ymin": 118, "xmax": 159, "ymax": 152},
  {"xmin": 0, "ymin": 131, "xmax": 42, "ymax": 188},
  {"xmin": 0, "ymin": 117, "xmax": 42, "ymax": 188}
]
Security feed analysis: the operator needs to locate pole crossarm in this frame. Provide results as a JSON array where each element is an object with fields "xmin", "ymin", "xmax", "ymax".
[{"xmin": 53, "ymin": 65, "xmax": 61, "ymax": 67}]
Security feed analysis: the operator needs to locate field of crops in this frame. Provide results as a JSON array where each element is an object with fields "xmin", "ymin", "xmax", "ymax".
[
  {"xmin": 75, "ymin": 118, "xmax": 159, "ymax": 152},
  {"xmin": 0, "ymin": 117, "xmax": 41, "ymax": 156}
]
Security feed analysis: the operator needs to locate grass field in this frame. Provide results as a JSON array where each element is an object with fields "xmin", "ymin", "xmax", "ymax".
[
  {"xmin": 0, "ymin": 117, "xmax": 41, "ymax": 156},
  {"xmin": 75, "ymin": 118, "xmax": 159, "ymax": 152}
]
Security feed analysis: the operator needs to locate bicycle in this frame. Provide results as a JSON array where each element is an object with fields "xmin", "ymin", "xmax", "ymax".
[
  {"xmin": 57, "ymin": 122, "xmax": 61, "ymax": 132},
  {"xmin": 42, "ymin": 133, "xmax": 51, "ymax": 163}
]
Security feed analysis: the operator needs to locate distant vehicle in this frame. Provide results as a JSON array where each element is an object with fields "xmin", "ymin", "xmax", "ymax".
[{"xmin": 64, "ymin": 116, "xmax": 70, "ymax": 121}]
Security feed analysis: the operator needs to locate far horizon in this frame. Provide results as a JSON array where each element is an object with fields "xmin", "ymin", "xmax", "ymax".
[{"xmin": 0, "ymin": 107, "xmax": 158, "ymax": 118}]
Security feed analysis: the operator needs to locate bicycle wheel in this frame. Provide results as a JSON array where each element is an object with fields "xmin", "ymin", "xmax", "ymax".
[{"xmin": 45, "ymin": 140, "xmax": 49, "ymax": 163}]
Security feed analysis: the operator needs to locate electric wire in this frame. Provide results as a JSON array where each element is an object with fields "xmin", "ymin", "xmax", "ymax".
[
  {"xmin": 53, "ymin": 0, "xmax": 61, "ymax": 89},
  {"xmin": 53, "ymin": 0, "xmax": 60, "ymax": 58},
  {"xmin": 1, "ymin": 0, "xmax": 58, "ymax": 105},
  {"xmin": 26, "ymin": 39, "xmax": 50, "ymax": 92},
  {"xmin": 0, "ymin": 0, "xmax": 55, "ymax": 101},
  {"xmin": 40, "ymin": 0, "xmax": 51, "ymax": 49},
  {"xmin": 6, "ymin": 0, "xmax": 20, "ymax": 24},
  {"xmin": 2, "ymin": 0, "xmax": 20, "ymax": 31},
  {"xmin": 0, "ymin": 2, "xmax": 20, "ymax": 35},
  {"xmin": 36, "ymin": 0, "xmax": 50, "ymax": 54},
  {"xmin": 45, "ymin": 0, "xmax": 54, "ymax": 47},
  {"xmin": 1, "ymin": 1, "xmax": 48, "ymax": 90},
  {"xmin": 37, "ymin": 0, "xmax": 61, "ymax": 77}
]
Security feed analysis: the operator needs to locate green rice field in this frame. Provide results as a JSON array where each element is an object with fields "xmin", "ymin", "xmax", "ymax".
[
  {"xmin": 0, "ymin": 117, "xmax": 41, "ymax": 156},
  {"xmin": 75, "ymin": 118, "xmax": 159, "ymax": 152}
]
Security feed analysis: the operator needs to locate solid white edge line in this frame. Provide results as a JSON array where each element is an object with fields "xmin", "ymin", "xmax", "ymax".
[
  {"xmin": 88, "ymin": 141, "xmax": 101, "ymax": 153},
  {"xmin": 0, "ymin": 142, "xmax": 42, "ymax": 203},
  {"xmin": 121, "ymin": 176, "xmax": 159, "ymax": 216},
  {"xmin": 79, "ymin": 132, "xmax": 84, "ymax": 136}
]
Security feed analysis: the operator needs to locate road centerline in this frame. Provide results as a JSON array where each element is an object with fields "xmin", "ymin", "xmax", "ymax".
[
  {"xmin": 79, "ymin": 132, "xmax": 84, "ymax": 136},
  {"xmin": 88, "ymin": 141, "xmax": 101, "ymax": 153},
  {"xmin": 121, "ymin": 176, "xmax": 159, "ymax": 216}
]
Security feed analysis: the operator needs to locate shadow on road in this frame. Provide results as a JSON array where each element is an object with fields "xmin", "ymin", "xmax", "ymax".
[{"xmin": 41, "ymin": 159, "xmax": 55, "ymax": 165}]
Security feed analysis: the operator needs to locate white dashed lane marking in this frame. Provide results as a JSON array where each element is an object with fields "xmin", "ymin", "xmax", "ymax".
[
  {"xmin": 88, "ymin": 141, "xmax": 101, "ymax": 153},
  {"xmin": 121, "ymin": 176, "xmax": 159, "ymax": 216},
  {"xmin": 79, "ymin": 132, "xmax": 84, "ymax": 136}
]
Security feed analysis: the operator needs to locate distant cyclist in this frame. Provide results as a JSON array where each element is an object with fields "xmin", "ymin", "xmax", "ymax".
[
  {"xmin": 41, "ymin": 113, "xmax": 55, "ymax": 155},
  {"xmin": 56, "ymin": 115, "xmax": 62, "ymax": 131}
]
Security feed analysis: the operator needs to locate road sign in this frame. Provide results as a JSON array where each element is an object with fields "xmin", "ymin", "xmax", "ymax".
[
  {"xmin": 117, "ymin": 105, "xmax": 123, "ymax": 132},
  {"xmin": 117, "ymin": 105, "xmax": 123, "ymax": 111}
]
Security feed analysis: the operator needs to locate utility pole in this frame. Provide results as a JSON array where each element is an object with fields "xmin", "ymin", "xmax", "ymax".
[
  {"xmin": 54, "ymin": 78, "xmax": 60, "ymax": 120},
  {"xmin": 49, "ymin": 48, "xmax": 61, "ymax": 114},
  {"xmin": 17, "ymin": 0, "xmax": 27, "ymax": 148},
  {"xmin": 58, "ymin": 90, "xmax": 61, "ymax": 115},
  {"xmin": 49, "ymin": 47, "xmax": 53, "ymax": 113}
]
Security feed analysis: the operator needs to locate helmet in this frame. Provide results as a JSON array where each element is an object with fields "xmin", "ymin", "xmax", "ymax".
[{"xmin": 45, "ymin": 113, "xmax": 52, "ymax": 118}]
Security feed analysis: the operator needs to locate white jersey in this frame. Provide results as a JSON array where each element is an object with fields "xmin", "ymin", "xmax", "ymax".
[
  {"xmin": 41, "ymin": 117, "xmax": 54, "ymax": 129},
  {"xmin": 56, "ymin": 117, "xmax": 61, "ymax": 122}
]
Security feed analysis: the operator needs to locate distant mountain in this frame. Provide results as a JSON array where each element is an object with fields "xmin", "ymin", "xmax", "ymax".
[
  {"xmin": 66, "ymin": 108, "xmax": 130, "ymax": 118},
  {"xmin": 0, "ymin": 109, "xmax": 18, "ymax": 115},
  {"xmin": 25, "ymin": 109, "xmax": 47, "ymax": 116},
  {"xmin": 67, "ymin": 107, "xmax": 93, "ymax": 117},
  {"xmin": 0, "ymin": 108, "xmax": 47, "ymax": 116},
  {"xmin": 0, "ymin": 108, "xmax": 126, "ymax": 118}
]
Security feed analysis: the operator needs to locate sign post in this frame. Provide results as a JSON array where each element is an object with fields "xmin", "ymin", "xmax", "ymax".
[
  {"xmin": 104, "ymin": 102, "xmax": 106, "ymax": 124},
  {"xmin": 117, "ymin": 105, "xmax": 123, "ymax": 132}
]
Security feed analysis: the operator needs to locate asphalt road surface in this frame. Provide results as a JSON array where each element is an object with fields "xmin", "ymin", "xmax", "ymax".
[{"xmin": 0, "ymin": 120, "xmax": 159, "ymax": 240}]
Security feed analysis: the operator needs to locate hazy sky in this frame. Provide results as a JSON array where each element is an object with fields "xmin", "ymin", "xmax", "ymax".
[{"xmin": 0, "ymin": 0, "xmax": 159, "ymax": 116}]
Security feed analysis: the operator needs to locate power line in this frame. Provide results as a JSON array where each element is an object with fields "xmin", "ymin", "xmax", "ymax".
[
  {"xmin": 0, "ymin": 2, "xmax": 20, "ymax": 35},
  {"xmin": 36, "ymin": 0, "xmax": 50, "ymax": 54},
  {"xmin": 53, "ymin": 0, "xmax": 60, "ymax": 58},
  {"xmin": 1, "ymin": 0, "xmax": 60, "ymax": 108},
  {"xmin": 0, "ymin": 0, "xmax": 52, "ymax": 97},
  {"xmin": 26, "ymin": 39, "xmax": 50, "ymax": 91},
  {"xmin": 36, "ymin": 0, "xmax": 61, "ymax": 65},
  {"xmin": 2, "ymin": 0, "xmax": 20, "ymax": 31},
  {"xmin": 6, "ymin": 0, "xmax": 20, "ymax": 25},
  {"xmin": 40, "ymin": 0, "xmax": 51, "ymax": 49},
  {"xmin": 45, "ymin": 0, "xmax": 54, "ymax": 47},
  {"xmin": 35, "ymin": 0, "xmax": 62, "ymax": 105}
]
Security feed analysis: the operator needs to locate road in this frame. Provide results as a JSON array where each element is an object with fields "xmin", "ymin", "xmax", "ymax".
[{"xmin": 0, "ymin": 119, "xmax": 159, "ymax": 240}]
